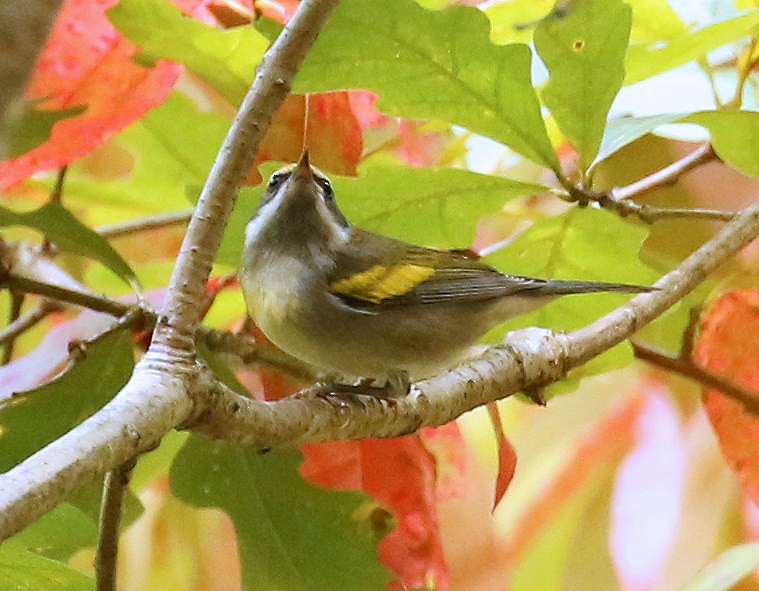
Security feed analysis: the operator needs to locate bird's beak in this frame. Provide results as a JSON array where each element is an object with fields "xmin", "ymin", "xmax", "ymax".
[{"xmin": 291, "ymin": 149, "xmax": 313, "ymax": 182}]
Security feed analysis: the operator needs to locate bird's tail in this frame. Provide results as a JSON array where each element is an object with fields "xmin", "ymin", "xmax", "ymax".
[{"xmin": 535, "ymin": 279, "xmax": 656, "ymax": 295}]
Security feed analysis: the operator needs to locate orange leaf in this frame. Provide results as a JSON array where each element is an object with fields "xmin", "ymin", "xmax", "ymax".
[
  {"xmin": 0, "ymin": 0, "xmax": 217, "ymax": 191},
  {"xmin": 694, "ymin": 290, "xmax": 759, "ymax": 505},
  {"xmin": 301, "ymin": 433, "xmax": 452, "ymax": 590},
  {"xmin": 249, "ymin": 92, "xmax": 363, "ymax": 184}
]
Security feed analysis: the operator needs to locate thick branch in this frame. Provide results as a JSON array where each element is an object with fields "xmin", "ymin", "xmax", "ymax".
[
  {"xmin": 0, "ymin": 364, "xmax": 193, "ymax": 540},
  {"xmin": 189, "ymin": 202, "xmax": 759, "ymax": 446}
]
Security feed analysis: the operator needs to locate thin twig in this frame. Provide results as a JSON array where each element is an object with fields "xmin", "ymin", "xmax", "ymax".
[
  {"xmin": 632, "ymin": 340, "xmax": 759, "ymax": 415},
  {"xmin": 95, "ymin": 460, "xmax": 136, "ymax": 591},
  {"xmin": 612, "ymin": 143, "xmax": 717, "ymax": 201},
  {"xmin": 726, "ymin": 39, "xmax": 759, "ymax": 110},
  {"xmin": 41, "ymin": 167, "xmax": 68, "ymax": 254},
  {"xmin": 2, "ymin": 291, "xmax": 24, "ymax": 363},
  {"xmin": 595, "ymin": 195, "xmax": 737, "ymax": 224},
  {"xmin": 0, "ymin": 300, "xmax": 59, "ymax": 348},
  {"xmin": 3, "ymin": 273, "xmax": 131, "ymax": 317},
  {"xmin": 97, "ymin": 210, "xmax": 192, "ymax": 239}
]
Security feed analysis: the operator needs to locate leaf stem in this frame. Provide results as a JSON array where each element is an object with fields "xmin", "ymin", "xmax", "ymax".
[{"xmin": 0, "ymin": 300, "xmax": 59, "ymax": 351}]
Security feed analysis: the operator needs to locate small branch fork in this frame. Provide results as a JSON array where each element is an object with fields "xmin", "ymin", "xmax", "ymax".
[{"xmin": 569, "ymin": 143, "xmax": 736, "ymax": 224}]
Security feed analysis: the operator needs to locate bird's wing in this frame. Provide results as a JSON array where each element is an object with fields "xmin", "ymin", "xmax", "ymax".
[{"xmin": 328, "ymin": 231, "xmax": 548, "ymax": 308}]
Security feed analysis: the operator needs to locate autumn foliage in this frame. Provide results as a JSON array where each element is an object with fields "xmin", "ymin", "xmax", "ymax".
[{"xmin": 2, "ymin": 0, "xmax": 759, "ymax": 590}]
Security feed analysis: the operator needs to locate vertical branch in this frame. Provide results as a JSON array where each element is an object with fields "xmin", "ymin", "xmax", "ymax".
[
  {"xmin": 150, "ymin": 0, "xmax": 340, "ymax": 358},
  {"xmin": 95, "ymin": 461, "xmax": 135, "ymax": 591}
]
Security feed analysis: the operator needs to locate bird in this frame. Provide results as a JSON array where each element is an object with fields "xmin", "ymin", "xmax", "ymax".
[{"xmin": 241, "ymin": 151, "xmax": 653, "ymax": 396}]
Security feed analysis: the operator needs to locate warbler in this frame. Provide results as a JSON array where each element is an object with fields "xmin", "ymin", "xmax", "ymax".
[{"xmin": 241, "ymin": 151, "xmax": 652, "ymax": 395}]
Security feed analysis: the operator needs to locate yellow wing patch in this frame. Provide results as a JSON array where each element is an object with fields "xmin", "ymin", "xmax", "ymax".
[{"xmin": 330, "ymin": 264, "xmax": 435, "ymax": 303}]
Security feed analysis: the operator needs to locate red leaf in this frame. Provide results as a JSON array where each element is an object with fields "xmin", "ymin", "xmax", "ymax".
[
  {"xmin": 395, "ymin": 120, "xmax": 445, "ymax": 167},
  {"xmin": 485, "ymin": 402, "xmax": 517, "ymax": 509},
  {"xmin": 301, "ymin": 433, "xmax": 452, "ymax": 590},
  {"xmin": 0, "ymin": 0, "xmax": 220, "ymax": 191},
  {"xmin": 348, "ymin": 91, "xmax": 386, "ymax": 129},
  {"xmin": 420, "ymin": 423, "xmax": 468, "ymax": 500},
  {"xmin": 694, "ymin": 290, "xmax": 759, "ymax": 505}
]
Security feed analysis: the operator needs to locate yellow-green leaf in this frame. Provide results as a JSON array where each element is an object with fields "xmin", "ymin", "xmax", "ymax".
[{"xmin": 535, "ymin": 0, "xmax": 632, "ymax": 169}]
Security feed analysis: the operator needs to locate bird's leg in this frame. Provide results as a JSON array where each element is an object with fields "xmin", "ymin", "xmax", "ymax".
[{"xmin": 306, "ymin": 372, "xmax": 410, "ymax": 401}]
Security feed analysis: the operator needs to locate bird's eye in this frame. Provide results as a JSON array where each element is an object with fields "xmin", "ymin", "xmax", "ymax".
[
  {"xmin": 316, "ymin": 176, "xmax": 334, "ymax": 201},
  {"xmin": 267, "ymin": 172, "xmax": 289, "ymax": 190}
]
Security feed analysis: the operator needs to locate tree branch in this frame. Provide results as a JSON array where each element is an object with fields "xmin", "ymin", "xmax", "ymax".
[
  {"xmin": 95, "ymin": 460, "xmax": 136, "ymax": 591},
  {"xmin": 593, "ymin": 197, "xmax": 736, "ymax": 224},
  {"xmin": 0, "ymin": 301, "xmax": 59, "ymax": 348},
  {"xmin": 96, "ymin": 210, "xmax": 192, "ymax": 239},
  {"xmin": 632, "ymin": 340, "xmax": 759, "ymax": 414},
  {"xmin": 188, "ymin": 202, "xmax": 759, "ymax": 446}
]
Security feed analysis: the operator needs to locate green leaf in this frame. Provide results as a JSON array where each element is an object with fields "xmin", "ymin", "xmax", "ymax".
[
  {"xmin": 484, "ymin": 207, "xmax": 656, "ymax": 390},
  {"xmin": 0, "ymin": 330, "xmax": 134, "ymax": 472},
  {"xmin": 10, "ymin": 479, "xmax": 143, "ymax": 562},
  {"xmin": 219, "ymin": 163, "xmax": 549, "ymax": 266},
  {"xmin": 591, "ymin": 113, "xmax": 685, "ymax": 170},
  {"xmin": 108, "ymin": 0, "xmax": 268, "ymax": 104},
  {"xmin": 57, "ymin": 92, "xmax": 226, "ymax": 223},
  {"xmin": 3, "ymin": 103, "xmax": 86, "ymax": 158},
  {"xmin": 685, "ymin": 110, "xmax": 759, "ymax": 178},
  {"xmin": 625, "ymin": 11, "xmax": 759, "ymax": 85},
  {"xmin": 10, "ymin": 504, "xmax": 98, "ymax": 562},
  {"xmin": 0, "ymin": 541, "xmax": 93, "ymax": 591},
  {"xmin": 534, "ymin": 0, "xmax": 632, "ymax": 169},
  {"xmin": 171, "ymin": 437, "xmax": 391, "ymax": 591},
  {"xmin": 295, "ymin": 0, "xmax": 560, "ymax": 171},
  {"xmin": 485, "ymin": 0, "xmax": 555, "ymax": 45},
  {"xmin": 0, "ymin": 202, "xmax": 136, "ymax": 285},
  {"xmin": 626, "ymin": 0, "xmax": 686, "ymax": 43},
  {"xmin": 679, "ymin": 544, "xmax": 759, "ymax": 591}
]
